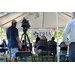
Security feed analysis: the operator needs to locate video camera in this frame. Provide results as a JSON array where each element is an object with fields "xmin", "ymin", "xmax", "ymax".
[
  {"xmin": 21, "ymin": 17, "xmax": 31, "ymax": 51},
  {"xmin": 21, "ymin": 17, "xmax": 30, "ymax": 29}
]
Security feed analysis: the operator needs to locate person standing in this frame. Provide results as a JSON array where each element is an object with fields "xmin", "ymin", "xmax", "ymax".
[
  {"xmin": 6, "ymin": 19, "xmax": 22, "ymax": 62},
  {"xmin": 63, "ymin": 12, "xmax": 75, "ymax": 62}
]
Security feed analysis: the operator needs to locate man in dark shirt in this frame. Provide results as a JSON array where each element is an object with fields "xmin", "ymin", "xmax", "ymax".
[
  {"xmin": 37, "ymin": 36, "xmax": 48, "ymax": 47},
  {"xmin": 6, "ymin": 19, "xmax": 22, "ymax": 62},
  {"xmin": 37, "ymin": 36, "xmax": 49, "ymax": 58},
  {"xmin": 48, "ymin": 37, "xmax": 57, "ymax": 46},
  {"xmin": 48, "ymin": 37, "xmax": 57, "ymax": 54}
]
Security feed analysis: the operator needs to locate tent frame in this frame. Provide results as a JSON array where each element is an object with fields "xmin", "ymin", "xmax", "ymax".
[{"xmin": 56, "ymin": 12, "xmax": 59, "ymax": 62}]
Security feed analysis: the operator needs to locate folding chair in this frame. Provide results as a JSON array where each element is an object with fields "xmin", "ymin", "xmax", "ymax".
[
  {"xmin": 0, "ymin": 45, "xmax": 8, "ymax": 62},
  {"xmin": 15, "ymin": 51, "xmax": 36, "ymax": 62},
  {"xmin": 15, "ymin": 43, "xmax": 36, "ymax": 62},
  {"xmin": 38, "ymin": 46, "xmax": 56, "ymax": 62},
  {"xmin": 59, "ymin": 49, "xmax": 67, "ymax": 62}
]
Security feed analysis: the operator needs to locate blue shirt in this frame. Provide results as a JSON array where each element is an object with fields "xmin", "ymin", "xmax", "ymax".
[
  {"xmin": 1, "ymin": 42, "xmax": 7, "ymax": 49},
  {"xmin": 6, "ymin": 25, "xmax": 19, "ymax": 48}
]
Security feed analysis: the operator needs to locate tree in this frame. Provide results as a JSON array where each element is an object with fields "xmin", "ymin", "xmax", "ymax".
[
  {"xmin": 0, "ymin": 27, "xmax": 6, "ymax": 39},
  {"xmin": 19, "ymin": 30, "xmax": 34, "ymax": 43},
  {"xmin": 53, "ymin": 30, "xmax": 63, "ymax": 41}
]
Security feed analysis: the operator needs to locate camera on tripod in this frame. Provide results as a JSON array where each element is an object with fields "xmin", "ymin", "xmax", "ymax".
[
  {"xmin": 21, "ymin": 17, "xmax": 30, "ymax": 29},
  {"xmin": 20, "ymin": 17, "xmax": 32, "ymax": 51}
]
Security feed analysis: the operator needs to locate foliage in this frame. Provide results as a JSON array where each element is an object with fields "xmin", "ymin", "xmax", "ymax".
[
  {"xmin": 28, "ymin": 12, "xmax": 40, "ymax": 19},
  {"xmin": 53, "ymin": 30, "xmax": 70, "ymax": 41},
  {"xmin": 53, "ymin": 30, "xmax": 63, "ymax": 41},
  {"xmin": 0, "ymin": 28, "xmax": 6, "ymax": 39},
  {"xmin": 0, "ymin": 27, "xmax": 65, "ymax": 42},
  {"xmin": 0, "ymin": 27, "xmax": 34, "ymax": 43},
  {"xmin": 19, "ymin": 30, "xmax": 33, "ymax": 43}
]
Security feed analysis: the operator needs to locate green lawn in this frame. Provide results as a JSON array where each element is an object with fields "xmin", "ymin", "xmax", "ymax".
[{"xmin": 0, "ymin": 54, "xmax": 67, "ymax": 62}]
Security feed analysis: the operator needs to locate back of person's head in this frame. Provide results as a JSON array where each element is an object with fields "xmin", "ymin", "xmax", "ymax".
[
  {"xmin": 3, "ymin": 39, "xmax": 5, "ymax": 41},
  {"xmin": 22, "ymin": 40, "xmax": 25, "ymax": 43},
  {"xmin": 45, "ymin": 38, "xmax": 47, "ymax": 41},
  {"xmin": 3, "ymin": 39, "xmax": 6, "ymax": 42},
  {"xmin": 42, "ymin": 33, "xmax": 45, "ymax": 36},
  {"xmin": 3, "ymin": 39, "xmax": 6, "ymax": 45},
  {"xmin": 36, "ymin": 37, "xmax": 40, "ymax": 43},
  {"xmin": 40, "ymin": 36, "xmax": 45, "ymax": 40},
  {"xmin": 51, "ymin": 37, "xmax": 55, "ymax": 41}
]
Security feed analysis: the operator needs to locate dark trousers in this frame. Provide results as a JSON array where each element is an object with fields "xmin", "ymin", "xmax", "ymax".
[{"xmin": 69, "ymin": 43, "xmax": 75, "ymax": 62}]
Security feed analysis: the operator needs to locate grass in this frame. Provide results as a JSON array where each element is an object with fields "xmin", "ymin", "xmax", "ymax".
[{"xmin": 0, "ymin": 54, "xmax": 68, "ymax": 62}]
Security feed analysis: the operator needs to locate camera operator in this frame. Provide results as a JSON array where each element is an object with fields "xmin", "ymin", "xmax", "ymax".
[{"xmin": 6, "ymin": 19, "xmax": 22, "ymax": 62}]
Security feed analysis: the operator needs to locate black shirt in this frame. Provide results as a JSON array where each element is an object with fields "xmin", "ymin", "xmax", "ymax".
[{"xmin": 37, "ymin": 40, "xmax": 48, "ymax": 47}]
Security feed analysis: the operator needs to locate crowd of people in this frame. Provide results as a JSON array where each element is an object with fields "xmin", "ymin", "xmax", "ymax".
[
  {"xmin": 1, "ymin": 34, "xmax": 68, "ymax": 62},
  {"xmin": 0, "ymin": 32, "xmax": 69, "ymax": 62},
  {"xmin": 33, "ymin": 34, "xmax": 57, "ymax": 59}
]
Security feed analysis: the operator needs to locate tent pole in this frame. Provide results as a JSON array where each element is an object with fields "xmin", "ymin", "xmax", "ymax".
[
  {"xmin": 56, "ymin": 12, "xmax": 59, "ymax": 62},
  {"xmin": 42, "ymin": 12, "xmax": 44, "ymax": 29}
]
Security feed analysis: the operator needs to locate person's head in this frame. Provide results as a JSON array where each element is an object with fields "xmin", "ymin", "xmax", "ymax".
[
  {"xmin": 22, "ymin": 40, "xmax": 25, "ymax": 43},
  {"xmin": 36, "ymin": 37, "xmax": 40, "ymax": 43},
  {"xmin": 51, "ymin": 37, "xmax": 55, "ymax": 41},
  {"xmin": 42, "ymin": 33, "xmax": 45, "ymax": 36},
  {"xmin": 40, "ymin": 36, "xmax": 45, "ymax": 40},
  {"xmin": 3, "ymin": 39, "xmax": 6, "ymax": 43},
  {"xmin": 72, "ymin": 12, "xmax": 75, "ymax": 19},
  {"xmin": 67, "ymin": 38, "xmax": 68, "ymax": 40},
  {"xmin": 12, "ymin": 19, "xmax": 17, "ymax": 27}
]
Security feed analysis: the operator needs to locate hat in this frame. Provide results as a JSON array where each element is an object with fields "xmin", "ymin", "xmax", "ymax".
[{"xmin": 12, "ymin": 19, "xmax": 17, "ymax": 23}]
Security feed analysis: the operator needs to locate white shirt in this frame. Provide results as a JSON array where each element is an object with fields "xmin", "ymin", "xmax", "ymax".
[{"xmin": 63, "ymin": 18, "xmax": 75, "ymax": 42}]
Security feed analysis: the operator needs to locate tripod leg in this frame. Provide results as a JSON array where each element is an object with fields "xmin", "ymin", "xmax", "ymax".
[
  {"xmin": 26, "ymin": 33, "xmax": 30, "ymax": 44},
  {"xmin": 24, "ymin": 33, "xmax": 27, "ymax": 50},
  {"xmin": 26, "ymin": 33, "xmax": 31, "ymax": 50},
  {"xmin": 25, "ymin": 57, "xmax": 27, "ymax": 62},
  {"xmin": 21, "ymin": 33, "xmax": 24, "ymax": 42}
]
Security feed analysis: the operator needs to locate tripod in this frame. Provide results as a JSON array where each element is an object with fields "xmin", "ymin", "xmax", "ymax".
[
  {"xmin": 20, "ymin": 28, "xmax": 30, "ymax": 62},
  {"xmin": 21, "ymin": 28, "xmax": 31, "ymax": 50},
  {"xmin": 17, "ymin": 27, "xmax": 36, "ymax": 62}
]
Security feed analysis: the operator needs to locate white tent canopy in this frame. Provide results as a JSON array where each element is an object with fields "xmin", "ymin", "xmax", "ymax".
[{"xmin": 0, "ymin": 12, "xmax": 72, "ymax": 31}]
